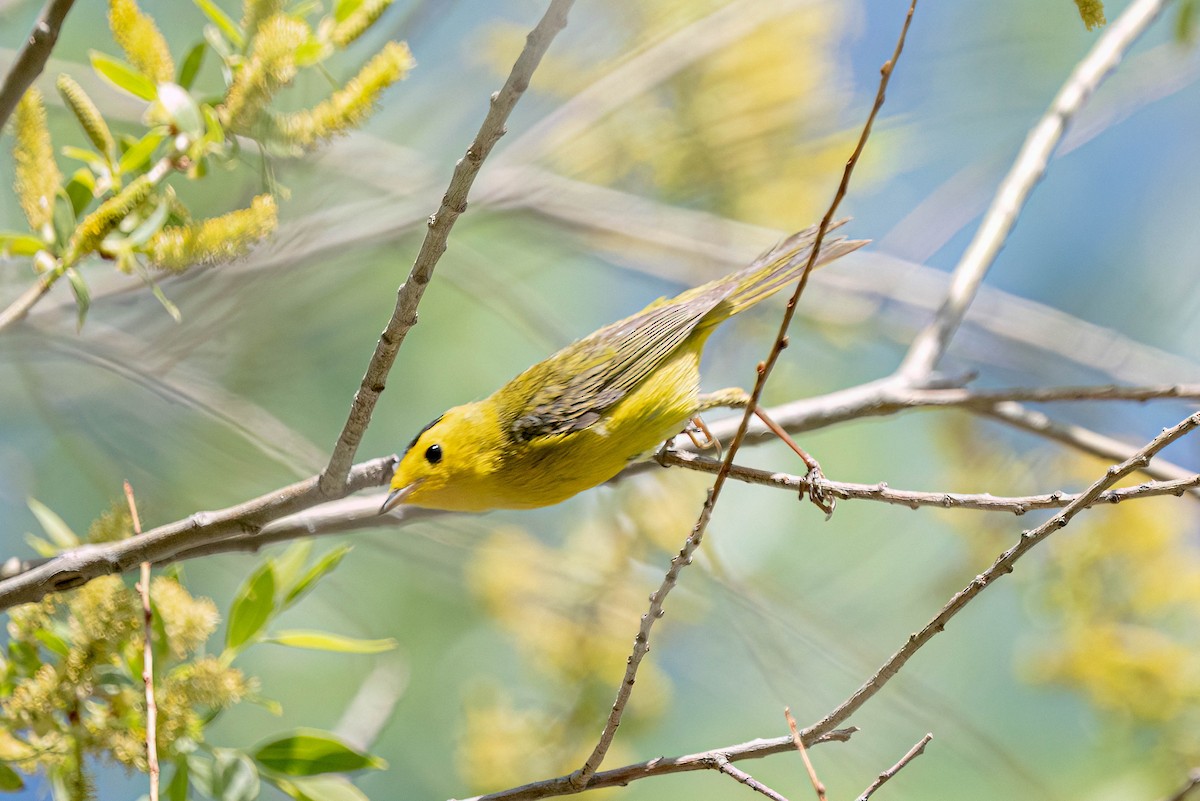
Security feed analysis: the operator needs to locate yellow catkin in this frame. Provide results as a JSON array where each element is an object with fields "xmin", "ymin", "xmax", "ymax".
[
  {"xmin": 107, "ymin": 0, "xmax": 175, "ymax": 84},
  {"xmin": 220, "ymin": 14, "xmax": 308, "ymax": 133},
  {"xmin": 1075, "ymin": 0, "xmax": 1107, "ymax": 29},
  {"xmin": 145, "ymin": 194, "xmax": 277, "ymax": 271},
  {"xmin": 56, "ymin": 75, "xmax": 115, "ymax": 157},
  {"xmin": 241, "ymin": 0, "xmax": 285, "ymax": 42},
  {"xmin": 64, "ymin": 175, "xmax": 153, "ymax": 264},
  {"xmin": 271, "ymin": 41, "xmax": 413, "ymax": 148},
  {"xmin": 12, "ymin": 88, "xmax": 61, "ymax": 232},
  {"xmin": 331, "ymin": 0, "xmax": 394, "ymax": 48}
]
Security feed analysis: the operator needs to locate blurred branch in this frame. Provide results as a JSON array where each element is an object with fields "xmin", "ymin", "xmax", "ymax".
[
  {"xmin": 801, "ymin": 411, "xmax": 1200, "ymax": 745},
  {"xmin": 854, "ymin": 734, "xmax": 933, "ymax": 801},
  {"xmin": 0, "ymin": 0, "xmax": 75, "ymax": 128},
  {"xmin": 898, "ymin": 0, "xmax": 1169, "ymax": 380},
  {"xmin": 1161, "ymin": 770, "xmax": 1200, "ymax": 801},
  {"xmin": 318, "ymin": 0, "xmax": 575, "ymax": 495},
  {"xmin": 500, "ymin": 0, "xmax": 810, "ymax": 164},
  {"xmin": 979, "ymin": 401, "xmax": 1200, "ymax": 487},
  {"xmin": 0, "ymin": 457, "xmax": 394, "ymax": 611},
  {"xmin": 456, "ymin": 728, "xmax": 857, "ymax": 801}
]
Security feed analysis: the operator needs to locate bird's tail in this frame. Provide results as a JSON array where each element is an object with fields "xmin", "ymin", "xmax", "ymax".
[{"xmin": 718, "ymin": 220, "xmax": 868, "ymax": 318}]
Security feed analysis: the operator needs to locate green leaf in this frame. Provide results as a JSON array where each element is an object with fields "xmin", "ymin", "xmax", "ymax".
[
  {"xmin": 117, "ymin": 129, "xmax": 168, "ymax": 175},
  {"xmin": 293, "ymin": 38, "xmax": 330, "ymax": 68},
  {"xmin": 64, "ymin": 169, "xmax": 97, "ymax": 217},
  {"xmin": 334, "ymin": 0, "xmax": 364, "ymax": 23},
  {"xmin": 226, "ymin": 561, "xmax": 277, "ymax": 650},
  {"xmin": 156, "ymin": 83, "xmax": 204, "ymax": 139},
  {"xmin": 283, "ymin": 545, "xmax": 351, "ymax": 608},
  {"xmin": 127, "ymin": 197, "xmax": 171, "ymax": 246},
  {"xmin": 274, "ymin": 774, "xmax": 368, "ymax": 801},
  {"xmin": 89, "ymin": 51, "xmax": 156, "ymax": 101},
  {"xmin": 34, "ymin": 627, "xmax": 70, "ymax": 658},
  {"xmin": 253, "ymin": 729, "xmax": 385, "ymax": 776},
  {"xmin": 128, "ymin": 256, "xmax": 182, "ymax": 321},
  {"xmin": 65, "ymin": 267, "xmax": 90, "ymax": 330},
  {"xmin": 61, "ymin": 146, "xmax": 105, "ymax": 169},
  {"xmin": 51, "ymin": 191, "xmax": 76, "ymax": 252},
  {"xmin": 193, "ymin": 0, "xmax": 244, "ymax": 48},
  {"xmin": 0, "ymin": 232, "xmax": 47, "ymax": 257},
  {"xmin": 165, "ymin": 759, "xmax": 189, "ymax": 801},
  {"xmin": 27, "ymin": 498, "xmax": 79, "ymax": 549},
  {"xmin": 265, "ymin": 631, "xmax": 397, "ymax": 654},
  {"xmin": 0, "ymin": 763, "xmax": 24, "ymax": 791},
  {"xmin": 211, "ymin": 749, "xmax": 260, "ymax": 801},
  {"xmin": 272, "ymin": 540, "xmax": 313, "ymax": 591},
  {"xmin": 23, "ymin": 533, "xmax": 59, "ymax": 558},
  {"xmin": 178, "ymin": 42, "xmax": 207, "ymax": 89}
]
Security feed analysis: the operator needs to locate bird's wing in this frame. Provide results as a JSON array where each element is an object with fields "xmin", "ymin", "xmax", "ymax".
[{"xmin": 501, "ymin": 283, "xmax": 731, "ymax": 441}]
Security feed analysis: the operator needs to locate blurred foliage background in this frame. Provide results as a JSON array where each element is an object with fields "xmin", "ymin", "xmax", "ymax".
[{"xmin": 2, "ymin": 0, "xmax": 1200, "ymax": 799}]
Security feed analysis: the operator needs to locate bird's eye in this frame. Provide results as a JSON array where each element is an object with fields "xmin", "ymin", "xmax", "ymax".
[{"xmin": 424, "ymin": 444, "xmax": 443, "ymax": 465}]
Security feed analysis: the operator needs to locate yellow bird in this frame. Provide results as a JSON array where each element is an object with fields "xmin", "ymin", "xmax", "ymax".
[{"xmin": 381, "ymin": 223, "xmax": 866, "ymax": 513}]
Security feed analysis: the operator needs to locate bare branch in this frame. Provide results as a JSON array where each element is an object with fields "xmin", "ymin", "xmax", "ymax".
[
  {"xmin": 715, "ymin": 755, "xmax": 791, "ymax": 801},
  {"xmin": 124, "ymin": 482, "xmax": 159, "ymax": 801},
  {"xmin": 0, "ymin": 0, "xmax": 76, "ymax": 129},
  {"xmin": 318, "ymin": 0, "xmax": 576, "ymax": 495},
  {"xmin": 0, "ymin": 457, "xmax": 394, "ymax": 611},
  {"xmin": 657, "ymin": 448, "xmax": 1200, "ymax": 511},
  {"xmin": 898, "ymin": 0, "xmax": 1169, "ymax": 379},
  {"xmin": 854, "ymin": 733, "xmax": 932, "ymax": 801},
  {"xmin": 455, "ymin": 729, "xmax": 857, "ymax": 801},
  {"xmin": 801, "ymin": 411, "xmax": 1200, "ymax": 744},
  {"xmin": 785, "ymin": 707, "xmax": 827, "ymax": 801}
]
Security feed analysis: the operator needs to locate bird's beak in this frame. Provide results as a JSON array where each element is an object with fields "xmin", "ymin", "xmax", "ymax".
[{"xmin": 379, "ymin": 480, "xmax": 422, "ymax": 514}]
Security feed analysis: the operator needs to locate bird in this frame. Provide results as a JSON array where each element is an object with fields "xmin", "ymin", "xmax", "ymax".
[{"xmin": 380, "ymin": 222, "xmax": 866, "ymax": 514}]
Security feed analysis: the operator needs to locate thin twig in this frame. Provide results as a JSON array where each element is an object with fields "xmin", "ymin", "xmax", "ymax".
[
  {"xmin": 800, "ymin": 411, "xmax": 1200, "ymax": 745},
  {"xmin": 854, "ymin": 733, "xmax": 932, "ymax": 801},
  {"xmin": 0, "ymin": 0, "xmax": 76, "ymax": 129},
  {"xmin": 0, "ymin": 457, "xmax": 394, "ymax": 611},
  {"xmin": 715, "ymin": 755, "xmax": 791, "ymax": 801},
  {"xmin": 318, "ymin": 0, "xmax": 575, "ymax": 495},
  {"xmin": 657, "ymin": 448, "xmax": 1200, "ymax": 512},
  {"xmin": 568, "ymin": 5, "xmax": 917, "ymax": 787},
  {"xmin": 124, "ymin": 481, "xmax": 158, "ymax": 801},
  {"xmin": 898, "ymin": 0, "xmax": 1169, "ymax": 380},
  {"xmin": 456, "ymin": 728, "xmax": 858, "ymax": 801},
  {"xmin": 785, "ymin": 707, "xmax": 826, "ymax": 801}
]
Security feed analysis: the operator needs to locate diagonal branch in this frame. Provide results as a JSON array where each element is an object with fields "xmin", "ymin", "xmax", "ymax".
[
  {"xmin": 897, "ymin": 0, "xmax": 1169, "ymax": 380},
  {"xmin": 0, "ymin": 457, "xmax": 394, "ymax": 611},
  {"xmin": 317, "ymin": 0, "xmax": 576, "ymax": 495},
  {"xmin": 800, "ymin": 411, "xmax": 1200, "ymax": 745},
  {"xmin": 456, "ymin": 728, "xmax": 857, "ymax": 801},
  {"xmin": 0, "ymin": 0, "xmax": 76, "ymax": 129}
]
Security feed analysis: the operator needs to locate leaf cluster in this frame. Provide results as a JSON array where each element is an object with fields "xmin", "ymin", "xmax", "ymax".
[
  {"xmin": 2, "ymin": 0, "xmax": 412, "ymax": 328},
  {"xmin": 3, "ymin": 504, "xmax": 391, "ymax": 801}
]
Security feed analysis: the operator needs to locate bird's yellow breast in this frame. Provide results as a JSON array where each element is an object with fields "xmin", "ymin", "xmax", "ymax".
[{"xmin": 401, "ymin": 339, "xmax": 705, "ymax": 512}]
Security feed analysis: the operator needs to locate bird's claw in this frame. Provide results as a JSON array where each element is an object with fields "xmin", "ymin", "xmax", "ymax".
[{"xmin": 803, "ymin": 466, "xmax": 835, "ymax": 520}]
